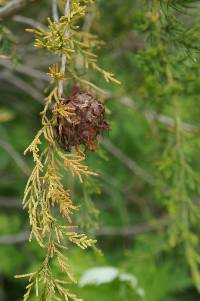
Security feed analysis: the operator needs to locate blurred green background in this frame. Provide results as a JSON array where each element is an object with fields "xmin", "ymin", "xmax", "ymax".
[{"xmin": 1, "ymin": 0, "xmax": 200, "ymax": 300}]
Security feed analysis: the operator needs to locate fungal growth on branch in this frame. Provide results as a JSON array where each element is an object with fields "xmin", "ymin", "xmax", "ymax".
[{"xmin": 56, "ymin": 85, "xmax": 109, "ymax": 152}]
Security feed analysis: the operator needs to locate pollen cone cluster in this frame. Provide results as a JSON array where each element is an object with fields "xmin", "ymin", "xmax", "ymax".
[{"xmin": 56, "ymin": 86, "xmax": 109, "ymax": 152}]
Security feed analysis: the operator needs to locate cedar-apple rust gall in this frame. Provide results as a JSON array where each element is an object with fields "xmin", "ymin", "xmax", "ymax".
[{"xmin": 56, "ymin": 85, "xmax": 109, "ymax": 153}]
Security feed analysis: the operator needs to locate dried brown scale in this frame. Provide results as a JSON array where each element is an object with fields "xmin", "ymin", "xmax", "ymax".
[{"xmin": 56, "ymin": 86, "xmax": 109, "ymax": 152}]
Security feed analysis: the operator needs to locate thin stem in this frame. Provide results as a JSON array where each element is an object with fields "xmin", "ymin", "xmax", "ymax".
[
  {"xmin": 52, "ymin": 0, "xmax": 59, "ymax": 22},
  {"xmin": 58, "ymin": 0, "xmax": 71, "ymax": 98}
]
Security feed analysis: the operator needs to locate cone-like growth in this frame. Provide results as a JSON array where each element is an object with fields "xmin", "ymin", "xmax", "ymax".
[{"xmin": 56, "ymin": 86, "xmax": 109, "ymax": 151}]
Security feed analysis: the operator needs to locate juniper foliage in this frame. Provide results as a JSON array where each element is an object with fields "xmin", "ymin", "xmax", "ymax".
[
  {"xmin": 15, "ymin": 1, "xmax": 119, "ymax": 300},
  {"xmin": 2, "ymin": 0, "xmax": 200, "ymax": 300},
  {"xmin": 135, "ymin": 0, "xmax": 200, "ymax": 291}
]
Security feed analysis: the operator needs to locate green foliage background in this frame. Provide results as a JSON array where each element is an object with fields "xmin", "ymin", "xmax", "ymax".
[{"xmin": 1, "ymin": 0, "xmax": 200, "ymax": 300}]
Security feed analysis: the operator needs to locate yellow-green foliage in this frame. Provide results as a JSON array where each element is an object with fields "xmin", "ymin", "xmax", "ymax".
[
  {"xmin": 27, "ymin": 5, "xmax": 120, "ymax": 91},
  {"xmin": 16, "ymin": 0, "xmax": 119, "ymax": 300}
]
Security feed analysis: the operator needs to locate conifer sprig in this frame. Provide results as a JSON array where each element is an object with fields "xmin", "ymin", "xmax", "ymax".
[
  {"xmin": 17, "ymin": 0, "xmax": 119, "ymax": 300},
  {"xmin": 138, "ymin": 0, "xmax": 200, "ymax": 291}
]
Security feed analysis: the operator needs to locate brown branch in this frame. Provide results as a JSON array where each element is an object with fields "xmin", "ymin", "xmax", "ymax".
[
  {"xmin": 13, "ymin": 14, "xmax": 47, "ymax": 29},
  {"xmin": 0, "ymin": 138, "xmax": 30, "ymax": 176},
  {"xmin": 95, "ymin": 217, "xmax": 170, "ymax": 236},
  {"xmin": 101, "ymin": 138, "xmax": 155, "ymax": 186},
  {"xmin": 0, "ymin": 0, "xmax": 37, "ymax": 19},
  {"xmin": 0, "ymin": 217, "xmax": 170, "ymax": 244},
  {"xmin": 0, "ymin": 197, "xmax": 21, "ymax": 208},
  {"xmin": 0, "ymin": 70, "xmax": 43, "ymax": 102},
  {"xmin": 119, "ymin": 96, "xmax": 199, "ymax": 133},
  {"xmin": 0, "ymin": 231, "xmax": 29, "ymax": 244},
  {"xmin": 0, "ymin": 58, "xmax": 49, "ymax": 82}
]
